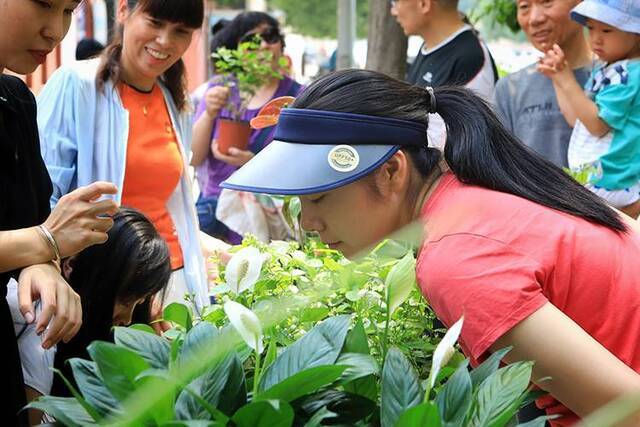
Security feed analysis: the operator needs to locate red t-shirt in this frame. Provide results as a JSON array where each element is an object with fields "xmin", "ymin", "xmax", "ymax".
[{"xmin": 417, "ymin": 173, "xmax": 640, "ymax": 426}]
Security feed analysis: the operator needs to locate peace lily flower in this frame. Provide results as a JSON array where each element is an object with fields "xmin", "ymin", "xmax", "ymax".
[
  {"xmin": 225, "ymin": 247, "xmax": 264, "ymax": 295},
  {"xmin": 224, "ymin": 300, "xmax": 264, "ymax": 353},
  {"xmin": 429, "ymin": 315, "xmax": 464, "ymax": 388}
]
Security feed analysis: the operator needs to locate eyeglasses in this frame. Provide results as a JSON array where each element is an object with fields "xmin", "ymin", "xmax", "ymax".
[{"xmin": 239, "ymin": 27, "xmax": 283, "ymax": 46}]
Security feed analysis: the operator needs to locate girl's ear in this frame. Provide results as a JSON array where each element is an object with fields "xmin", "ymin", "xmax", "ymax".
[
  {"xmin": 116, "ymin": 0, "xmax": 130, "ymax": 24},
  {"xmin": 375, "ymin": 150, "xmax": 411, "ymax": 197}
]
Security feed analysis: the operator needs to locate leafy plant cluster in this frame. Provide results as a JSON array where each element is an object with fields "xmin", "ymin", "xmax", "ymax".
[
  {"xmin": 212, "ymin": 36, "xmax": 288, "ymax": 121},
  {"xmin": 30, "ymin": 237, "xmax": 552, "ymax": 426},
  {"xmin": 471, "ymin": 0, "xmax": 520, "ymax": 34}
]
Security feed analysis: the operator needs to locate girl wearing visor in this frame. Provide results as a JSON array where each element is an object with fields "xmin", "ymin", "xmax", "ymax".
[{"xmin": 222, "ymin": 69, "xmax": 640, "ymax": 425}]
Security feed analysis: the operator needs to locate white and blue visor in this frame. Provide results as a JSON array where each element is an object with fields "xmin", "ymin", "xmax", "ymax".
[{"xmin": 221, "ymin": 108, "xmax": 428, "ymax": 195}]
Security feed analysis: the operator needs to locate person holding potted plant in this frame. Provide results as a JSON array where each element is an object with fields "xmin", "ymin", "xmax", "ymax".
[
  {"xmin": 222, "ymin": 69, "xmax": 640, "ymax": 426},
  {"xmin": 191, "ymin": 12, "xmax": 303, "ymax": 242},
  {"xmin": 37, "ymin": 0, "xmax": 226, "ymax": 313}
]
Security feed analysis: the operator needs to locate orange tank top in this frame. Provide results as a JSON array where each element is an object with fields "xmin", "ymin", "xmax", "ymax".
[{"xmin": 119, "ymin": 83, "xmax": 184, "ymax": 269}]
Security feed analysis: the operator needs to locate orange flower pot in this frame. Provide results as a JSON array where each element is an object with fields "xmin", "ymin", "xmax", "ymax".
[{"xmin": 217, "ymin": 118, "xmax": 251, "ymax": 155}]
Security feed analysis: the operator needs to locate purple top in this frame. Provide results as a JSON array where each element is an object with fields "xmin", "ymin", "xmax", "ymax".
[{"xmin": 194, "ymin": 75, "xmax": 303, "ymax": 197}]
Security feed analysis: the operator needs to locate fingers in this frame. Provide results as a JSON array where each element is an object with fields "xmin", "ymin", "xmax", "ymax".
[
  {"xmin": 212, "ymin": 143, "xmax": 240, "ymax": 164},
  {"xmin": 17, "ymin": 271, "xmax": 35, "ymax": 324},
  {"xmin": 72, "ymin": 181, "xmax": 118, "ymax": 203},
  {"xmin": 88, "ymin": 216, "xmax": 115, "ymax": 233},
  {"xmin": 88, "ymin": 199, "xmax": 119, "ymax": 218},
  {"xmin": 42, "ymin": 280, "xmax": 82, "ymax": 349},
  {"xmin": 32, "ymin": 272, "xmax": 57, "ymax": 337}
]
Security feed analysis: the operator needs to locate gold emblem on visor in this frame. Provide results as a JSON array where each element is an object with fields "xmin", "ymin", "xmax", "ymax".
[{"xmin": 328, "ymin": 145, "xmax": 360, "ymax": 173}]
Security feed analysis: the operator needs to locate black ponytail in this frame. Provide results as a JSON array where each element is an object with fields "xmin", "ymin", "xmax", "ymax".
[{"xmin": 293, "ymin": 69, "xmax": 627, "ymax": 233}]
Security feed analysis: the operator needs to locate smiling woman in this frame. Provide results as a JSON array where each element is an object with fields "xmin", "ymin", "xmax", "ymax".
[{"xmin": 36, "ymin": 0, "xmax": 225, "ymax": 314}]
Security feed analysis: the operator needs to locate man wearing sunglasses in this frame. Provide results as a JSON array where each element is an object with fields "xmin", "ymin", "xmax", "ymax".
[{"xmin": 390, "ymin": 0, "xmax": 498, "ymax": 101}]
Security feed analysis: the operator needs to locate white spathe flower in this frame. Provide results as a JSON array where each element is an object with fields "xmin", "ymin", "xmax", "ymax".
[
  {"xmin": 429, "ymin": 315, "xmax": 464, "ymax": 387},
  {"xmin": 225, "ymin": 247, "xmax": 264, "ymax": 295},
  {"xmin": 224, "ymin": 300, "xmax": 264, "ymax": 353}
]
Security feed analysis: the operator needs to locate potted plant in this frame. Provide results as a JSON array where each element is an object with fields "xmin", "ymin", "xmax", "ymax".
[{"xmin": 211, "ymin": 36, "xmax": 286, "ymax": 155}]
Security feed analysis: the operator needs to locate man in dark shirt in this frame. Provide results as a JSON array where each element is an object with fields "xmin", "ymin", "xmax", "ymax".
[{"xmin": 391, "ymin": 0, "xmax": 498, "ymax": 100}]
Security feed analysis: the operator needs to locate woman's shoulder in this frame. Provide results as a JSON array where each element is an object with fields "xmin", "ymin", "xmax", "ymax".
[{"xmin": 0, "ymin": 75, "xmax": 35, "ymax": 104}]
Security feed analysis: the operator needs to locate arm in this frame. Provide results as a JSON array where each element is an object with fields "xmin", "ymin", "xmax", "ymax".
[
  {"xmin": 538, "ymin": 44, "xmax": 610, "ymax": 136},
  {"xmin": 0, "ymin": 228, "xmax": 54, "ymax": 273},
  {"xmin": 191, "ymin": 85, "xmax": 230, "ymax": 167},
  {"xmin": 25, "ymin": 386, "xmax": 44, "ymax": 426},
  {"xmin": 492, "ymin": 302, "xmax": 640, "ymax": 424}
]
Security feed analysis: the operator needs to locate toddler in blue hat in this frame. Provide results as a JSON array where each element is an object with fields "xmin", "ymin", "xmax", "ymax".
[{"xmin": 538, "ymin": 0, "xmax": 640, "ymax": 217}]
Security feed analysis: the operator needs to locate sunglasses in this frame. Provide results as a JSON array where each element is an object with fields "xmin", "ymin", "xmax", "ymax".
[{"xmin": 239, "ymin": 27, "xmax": 283, "ymax": 46}]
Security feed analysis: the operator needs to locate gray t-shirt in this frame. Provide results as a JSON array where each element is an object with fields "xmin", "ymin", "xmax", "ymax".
[{"xmin": 493, "ymin": 64, "xmax": 591, "ymax": 167}]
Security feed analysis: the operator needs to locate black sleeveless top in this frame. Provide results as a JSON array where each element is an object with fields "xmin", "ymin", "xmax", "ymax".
[{"xmin": 0, "ymin": 75, "xmax": 52, "ymax": 426}]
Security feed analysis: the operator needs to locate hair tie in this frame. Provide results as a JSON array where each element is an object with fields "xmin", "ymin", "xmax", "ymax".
[{"xmin": 425, "ymin": 86, "xmax": 437, "ymax": 114}]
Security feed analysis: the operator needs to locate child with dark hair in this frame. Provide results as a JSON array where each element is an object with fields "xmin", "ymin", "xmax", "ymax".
[
  {"xmin": 223, "ymin": 69, "xmax": 640, "ymax": 426},
  {"xmin": 8, "ymin": 208, "xmax": 171, "ymax": 425}
]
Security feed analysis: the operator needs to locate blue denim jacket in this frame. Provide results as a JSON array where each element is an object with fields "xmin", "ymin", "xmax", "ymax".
[{"xmin": 37, "ymin": 59, "xmax": 208, "ymax": 310}]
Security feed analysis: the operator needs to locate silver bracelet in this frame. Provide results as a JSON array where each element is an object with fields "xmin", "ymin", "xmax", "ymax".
[{"xmin": 38, "ymin": 224, "xmax": 61, "ymax": 264}]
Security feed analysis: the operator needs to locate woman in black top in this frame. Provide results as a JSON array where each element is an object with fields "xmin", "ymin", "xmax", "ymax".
[{"xmin": 0, "ymin": 0, "xmax": 118, "ymax": 423}]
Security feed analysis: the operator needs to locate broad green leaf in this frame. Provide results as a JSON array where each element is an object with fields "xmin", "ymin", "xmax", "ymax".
[
  {"xmin": 160, "ymin": 422, "xmax": 224, "ymax": 427},
  {"xmin": 381, "ymin": 347, "xmax": 423, "ymax": 427},
  {"xmin": 176, "ymin": 351, "xmax": 246, "ymax": 419},
  {"xmin": 470, "ymin": 347, "xmax": 512, "ymax": 388},
  {"xmin": 468, "ymin": 361, "xmax": 534, "ymax": 427},
  {"xmin": 300, "ymin": 306, "xmax": 331, "ymax": 323},
  {"xmin": 385, "ymin": 252, "xmax": 417, "ymax": 316},
  {"xmin": 129, "ymin": 323, "xmax": 156, "ymax": 334},
  {"xmin": 300, "ymin": 390, "xmax": 377, "ymax": 425},
  {"xmin": 335, "ymin": 352, "xmax": 379, "ymax": 384},
  {"xmin": 69, "ymin": 358, "xmax": 121, "ymax": 418},
  {"xmin": 435, "ymin": 360, "xmax": 472, "ymax": 426},
  {"xmin": 259, "ymin": 365, "xmax": 347, "ymax": 402},
  {"xmin": 342, "ymin": 320, "xmax": 378, "ymax": 401},
  {"xmin": 396, "ymin": 402, "xmax": 442, "ymax": 427},
  {"xmin": 164, "ymin": 303, "xmax": 193, "ymax": 331},
  {"xmin": 304, "ymin": 407, "xmax": 338, "ymax": 427},
  {"xmin": 114, "ymin": 326, "xmax": 170, "ymax": 369},
  {"xmin": 232, "ymin": 400, "xmax": 294, "ymax": 427},
  {"xmin": 87, "ymin": 341, "xmax": 151, "ymax": 401},
  {"xmin": 179, "ymin": 322, "xmax": 219, "ymax": 367},
  {"xmin": 135, "ymin": 373, "xmax": 176, "ymax": 423},
  {"xmin": 26, "ymin": 396, "xmax": 95, "ymax": 426},
  {"xmin": 259, "ymin": 315, "xmax": 351, "ymax": 391}
]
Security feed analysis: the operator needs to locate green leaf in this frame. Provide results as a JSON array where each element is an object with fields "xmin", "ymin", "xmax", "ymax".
[
  {"xmin": 87, "ymin": 341, "xmax": 151, "ymax": 401},
  {"xmin": 176, "ymin": 351, "xmax": 246, "ymax": 419},
  {"xmin": 259, "ymin": 315, "xmax": 351, "ymax": 391},
  {"xmin": 468, "ymin": 361, "xmax": 534, "ymax": 427},
  {"xmin": 69, "ymin": 358, "xmax": 121, "ymax": 418},
  {"xmin": 26, "ymin": 396, "xmax": 95, "ymax": 426},
  {"xmin": 261, "ymin": 335, "xmax": 278, "ymax": 373},
  {"xmin": 435, "ymin": 360, "xmax": 472, "ymax": 426},
  {"xmin": 470, "ymin": 347, "xmax": 512, "ymax": 388},
  {"xmin": 179, "ymin": 322, "xmax": 219, "ymax": 366},
  {"xmin": 303, "ymin": 407, "xmax": 338, "ymax": 427},
  {"xmin": 259, "ymin": 365, "xmax": 347, "ymax": 402},
  {"xmin": 335, "ymin": 352, "xmax": 379, "ymax": 384},
  {"xmin": 114, "ymin": 326, "xmax": 170, "ymax": 369},
  {"xmin": 396, "ymin": 402, "xmax": 442, "ymax": 427},
  {"xmin": 164, "ymin": 303, "xmax": 193, "ymax": 331},
  {"xmin": 135, "ymin": 373, "xmax": 176, "ymax": 423},
  {"xmin": 300, "ymin": 389, "xmax": 377, "ymax": 425},
  {"xmin": 342, "ymin": 320, "xmax": 378, "ymax": 401},
  {"xmin": 385, "ymin": 252, "xmax": 417, "ymax": 316},
  {"xmin": 129, "ymin": 323, "xmax": 157, "ymax": 334},
  {"xmin": 232, "ymin": 400, "xmax": 294, "ymax": 427},
  {"xmin": 381, "ymin": 347, "xmax": 423, "ymax": 427},
  {"xmin": 300, "ymin": 306, "xmax": 331, "ymax": 323}
]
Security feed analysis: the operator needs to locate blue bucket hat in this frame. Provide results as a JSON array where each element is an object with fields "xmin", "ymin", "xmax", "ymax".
[
  {"xmin": 221, "ymin": 108, "xmax": 428, "ymax": 195},
  {"xmin": 571, "ymin": 0, "xmax": 640, "ymax": 34}
]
